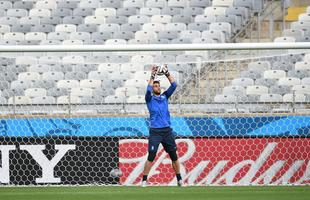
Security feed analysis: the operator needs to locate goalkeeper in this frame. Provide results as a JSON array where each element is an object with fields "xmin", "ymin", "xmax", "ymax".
[{"xmin": 142, "ymin": 64, "xmax": 183, "ymax": 187}]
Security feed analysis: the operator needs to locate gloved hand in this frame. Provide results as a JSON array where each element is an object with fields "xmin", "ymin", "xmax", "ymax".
[
  {"xmin": 150, "ymin": 65, "xmax": 157, "ymax": 80},
  {"xmin": 162, "ymin": 64, "xmax": 170, "ymax": 77}
]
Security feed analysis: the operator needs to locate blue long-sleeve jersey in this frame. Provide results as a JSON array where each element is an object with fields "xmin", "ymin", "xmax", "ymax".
[{"xmin": 145, "ymin": 82, "xmax": 177, "ymax": 128}]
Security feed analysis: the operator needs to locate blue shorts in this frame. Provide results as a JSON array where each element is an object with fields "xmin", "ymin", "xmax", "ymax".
[{"xmin": 148, "ymin": 127, "xmax": 177, "ymax": 153}]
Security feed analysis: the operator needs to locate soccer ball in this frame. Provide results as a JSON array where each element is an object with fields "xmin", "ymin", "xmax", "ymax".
[
  {"xmin": 109, "ymin": 168, "xmax": 123, "ymax": 178},
  {"xmin": 156, "ymin": 65, "xmax": 166, "ymax": 76}
]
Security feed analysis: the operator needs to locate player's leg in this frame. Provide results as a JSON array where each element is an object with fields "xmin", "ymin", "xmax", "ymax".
[
  {"xmin": 142, "ymin": 130, "xmax": 161, "ymax": 186},
  {"xmin": 162, "ymin": 128, "xmax": 183, "ymax": 186}
]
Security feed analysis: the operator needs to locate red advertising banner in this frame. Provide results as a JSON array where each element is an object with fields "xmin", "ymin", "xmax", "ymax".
[{"xmin": 119, "ymin": 138, "xmax": 310, "ymax": 185}]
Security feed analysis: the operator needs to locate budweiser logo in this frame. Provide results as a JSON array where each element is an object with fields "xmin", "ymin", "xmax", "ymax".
[{"xmin": 119, "ymin": 138, "xmax": 310, "ymax": 185}]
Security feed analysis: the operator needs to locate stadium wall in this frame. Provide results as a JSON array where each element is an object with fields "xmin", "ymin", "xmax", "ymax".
[{"xmin": 0, "ymin": 115, "xmax": 309, "ymax": 186}]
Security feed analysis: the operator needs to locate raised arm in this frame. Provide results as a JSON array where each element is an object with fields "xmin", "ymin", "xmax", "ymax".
[
  {"xmin": 162, "ymin": 64, "xmax": 177, "ymax": 99},
  {"xmin": 145, "ymin": 65, "xmax": 157, "ymax": 102}
]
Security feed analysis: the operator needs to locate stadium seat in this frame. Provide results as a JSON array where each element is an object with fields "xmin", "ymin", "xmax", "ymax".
[
  {"xmin": 71, "ymin": 87, "xmax": 93, "ymax": 97},
  {"xmin": 259, "ymin": 94, "xmax": 283, "ymax": 102},
  {"xmin": 222, "ymin": 85, "xmax": 246, "ymax": 96},
  {"xmin": 127, "ymin": 95, "xmax": 145, "ymax": 103},
  {"xmin": 264, "ymin": 70, "xmax": 286, "ymax": 79},
  {"xmin": 25, "ymin": 88, "xmax": 47, "ymax": 98},
  {"xmin": 214, "ymin": 94, "xmax": 236, "ymax": 102},
  {"xmin": 32, "ymin": 96, "xmax": 56, "ymax": 104},
  {"xmin": 246, "ymin": 85, "xmax": 268, "ymax": 95},
  {"xmin": 8, "ymin": 96, "xmax": 31, "ymax": 105},
  {"xmin": 104, "ymin": 95, "xmax": 126, "ymax": 103},
  {"xmin": 283, "ymin": 93, "xmax": 306, "ymax": 102}
]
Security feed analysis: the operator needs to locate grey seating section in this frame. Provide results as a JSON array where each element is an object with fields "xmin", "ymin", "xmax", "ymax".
[
  {"xmin": 0, "ymin": 17, "xmax": 18, "ymax": 25},
  {"xmin": 162, "ymin": 7, "xmax": 182, "ymax": 15},
  {"xmin": 108, "ymin": 55, "xmax": 131, "ymax": 63},
  {"xmin": 52, "ymin": 8, "xmax": 72, "ymax": 17},
  {"xmin": 70, "ymin": 32, "xmax": 91, "ymax": 41},
  {"xmin": 117, "ymin": 7, "xmax": 138, "ymax": 16},
  {"xmin": 146, "ymin": 0, "xmax": 166, "ymax": 8},
  {"xmin": 105, "ymin": 16, "xmax": 128, "ymax": 24},
  {"xmin": 140, "ymin": 7, "xmax": 161, "ymax": 16},
  {"xmin": 65, "ymin": 71, "xmax": 87, "ymax": 80},
  {"xmin": 48, "ymin": 32, "xmax": 69, "ymax": 40},
  {"xmin": 171, "ymin": 38, "xmax": 192, "ymax": 44},
  {"xmin": 237, "ymin": 94, "xmax": 259, "ymax": 102},
  {"xmin": 57, "ymin": 1, "xmax": 78, "ymax": 9},
  {"xmin": 153, "ymin": 55, "xmax": 176, "ymax": 63},
  {"xmin": 193, "ymin": 37, "xmax": 216, "ymax": 43},
  {"xmin": 40, "ymin": 40, "xmax": 62, "ymax": 45},
  {"xmin": 233, "ymin": 0, "xmax": 252, "ymax": 10},
  {"xmin": 255, "ymin": 78, "xmax": 277, "ymax": 87},
  {"xmin": 11, "ymin": 24, "xmax": 31, "ymax": 33},
  {"xmin": 172, "ymin": 14, "xmax": 192, "ymax": 23},
  {"xmin": 189, "ymin": 0, "xmax": 211, "ymax": 7},
  {"xmin": 271, "ymin": 61, "xmax": 293, "ymax": 71},
  {"xmin": 31, "ymin": 24, "xmax": 54, "ymax": 33},
  {"xmin": 13, "ymin": 1, "xmax": 34, "ymax": 9},
  {"xmin": 93, "ymin": 87, "xmax": 114, "ymax": 97},
  {"xmin": 73, "ymin": 8, "xmax": 93, "ymax": 16},
  {"xmin": 2, "ymin": 88, "xmax": 24, "ymax": 98},
  {"xmin": 287, "ymin": 69, "xmax": 310, "ymax": 79},
  {"xmin": 270, "ymin": 85, "xmax": 292, "ymax": 95},
  {"xmin": 240, "ymin": 70, "xmax": 262, "ymax": 80},
  {"xmin": 0, "ymin": 9, "xmax": 5, "ymax": 17},
  {"xmin": 121, "ymin": 23, "xmax": 141, "ymax": 31},
  {"xmin": 20, "ymin": 16, "xmax": 39, "ymax": 25},
  {"xmin": 47, "ymin": 87, "xmax": 69, "ymax": 97},
  {"xmin": 0, "ymin": 71, "xmax": 17, "ymax": 82},
  {"xmin": 149, "ymin": 38, "xmax": 169, "ymax": 43},
  {"xmin": 0, "ymin": 1, "xmax": 12, "ymax": 10},
  {"xmin": 40, "ymin": 17, "xmax": 62, "ymax": 25},
  {"xmin": 17, "ymin": 40, "xmax": 41, "ymax": 45},
  {"xmin": 176, "ymin": 54, "xmax": 198, "ymax": 63},
  {"xmin": 129, "ymin": 15, "xmax": 150, "ymax": 23},
  {"xmin": 0, "ymin": 80, "xmax": 10, "ymax": 90},
  {"xmin": 0, "ymin": 40, "xmax": 17, "ymax": 45},
  {"xmin": 100, "ymin": 0, "xmax": 122, "ymax": 8},
  {"xmin": 11, "ymin": 65, "xmax": 28, "ymax": 74},
  {"xmin": 32, "ymin": 96, "xmax": 56, "ymax": 104},
  {"xmin": 166, "ymin": 22, "xmax": 187, "ymax": 31},
  {"xmin": 282, "ymin": 29, "xmax": 304, "ymax": 42},
  {"xmin": 100, "ymin": 23, "xmax": 120, "ymax": 32},
  {"xmin": 80, "ymin": 96, "xmax": 104, "ymax": 104},
  {"xmin": 158, "ymin": 31, "xmax": 179, "ymax": 39},
  {"xmin": 91, "ymin": 31, "xmax": 113, "ymax": 40},
  {"xmin": 183, "ymin": 7, "xmax": 204, "ymax": 16},
  {"xmin": 11, "ymin": 80, "xmax": 32, "ymax": 90},
  {"xmin": 85, "ymin": 55, "xmax": 107, "ymax": 63},
  {"xmin": 202, "ymin": 30, "xmax": 224, "ymax": 42},
  {"xmin": 188, "ymin": 22, "xmax": 209, "ymax": 31},
  {"xmin": 7, "ymin": 9, "xmax": 28, "ymax": 18},
  {"xmin": 63, "ymin": 16, "xmax": 83, "ymax": 25},
  {"xmin": 32, "ymin": 80, "xmax": 55, "ymax": 89},
  {"xmin": 216, "ymin": 14, "xmax": 239, "ymax": 32},
  {"xmin": 77, "ymin": 24, "xmax": 97, "ymax": 32},
  {"xmin": 113, "ymin": 31, "xmax": 135, "ymax": 40}
]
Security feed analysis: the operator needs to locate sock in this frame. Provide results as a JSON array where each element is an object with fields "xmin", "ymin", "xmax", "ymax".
[
  {"xmin": 176, "ymin": 174, "xmax": 182, "ymax": 181},
  {"xmin": 142, "ymin": 175, "xmax": 148, "ymax": 181}
]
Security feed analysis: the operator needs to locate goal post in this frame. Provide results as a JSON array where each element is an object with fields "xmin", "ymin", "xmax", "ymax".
[{"xmin": 0, "ymin": 43, "xmax": 309, "ymax": 186}]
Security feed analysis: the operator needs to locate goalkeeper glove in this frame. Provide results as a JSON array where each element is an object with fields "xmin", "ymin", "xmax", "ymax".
[
  {"xmin": 162, "ymin": 65, "xmax": 170, "ymax": 77},
  {"xmin": 150, "ymin": 66, "xmax": 157, "ymax": 80}
]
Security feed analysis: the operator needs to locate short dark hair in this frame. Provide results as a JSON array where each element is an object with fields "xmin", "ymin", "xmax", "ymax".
[{"xmin": 153, "ymin": 80, "xmax": 160, "ymax": 85}]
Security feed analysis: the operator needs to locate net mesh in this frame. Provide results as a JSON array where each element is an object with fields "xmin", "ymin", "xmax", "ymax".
[{"xmin": 0, "ymin": 49, "xmax": 309, "ymax": 186}]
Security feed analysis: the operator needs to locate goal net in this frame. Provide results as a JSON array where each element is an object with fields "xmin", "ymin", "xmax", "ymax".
[{"xmin": 0, "ymin": 47, "xmax": 309, "ymax": 186}]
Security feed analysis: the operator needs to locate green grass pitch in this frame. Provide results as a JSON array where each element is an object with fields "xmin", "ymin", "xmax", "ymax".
[{"xmin": 0, "ymin": 186, "xmax": 309, "ymax": 200}]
